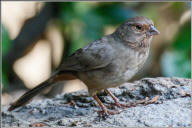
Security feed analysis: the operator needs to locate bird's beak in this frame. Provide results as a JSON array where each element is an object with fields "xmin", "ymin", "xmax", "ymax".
[{"xmin": 147, "ymin": 25, "xmax": 160, "ymax": 36}]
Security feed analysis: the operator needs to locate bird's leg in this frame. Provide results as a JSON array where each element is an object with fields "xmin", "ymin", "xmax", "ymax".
[
  {"xmin": 92, "ymin": 94, "xmax": 120, "ymax": 116},
  {"xmin": 105, "ymin": 89, "xmax": 137, "ymax": 108},
  {"xmin": 105, "ymin": 89, "xmax": 159, "ymax": 108}
]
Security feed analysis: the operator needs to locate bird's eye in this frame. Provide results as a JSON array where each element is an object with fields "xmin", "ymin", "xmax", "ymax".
[{"xmin": 135, "ymin": 24, "xmax": 143, "ymax": 31}]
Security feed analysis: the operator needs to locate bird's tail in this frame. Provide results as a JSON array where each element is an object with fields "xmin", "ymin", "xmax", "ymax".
[{"xmin": 8, "ymin": 71, "xmax": 76, "ymax": 111}]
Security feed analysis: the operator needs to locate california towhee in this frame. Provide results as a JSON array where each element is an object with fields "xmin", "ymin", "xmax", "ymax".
[{"xmin": 8, "ymin": 16, "xmax": 160, "ymax": 116}]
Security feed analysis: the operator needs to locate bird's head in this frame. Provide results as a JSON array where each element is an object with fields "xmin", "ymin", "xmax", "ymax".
[{"xmin": 114, "ymin": 16, "xmax": 160, "ymax": 50}]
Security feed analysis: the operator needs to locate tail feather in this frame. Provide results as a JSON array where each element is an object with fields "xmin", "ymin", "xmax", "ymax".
[{"xmin": 8, "ymin": 74, "xmax": 57, "ymax": 111}]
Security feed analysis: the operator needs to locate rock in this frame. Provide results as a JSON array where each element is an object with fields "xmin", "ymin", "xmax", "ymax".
[{"xmin": 2, "ymin": 77, "xmax": 191, "ymax": 127}]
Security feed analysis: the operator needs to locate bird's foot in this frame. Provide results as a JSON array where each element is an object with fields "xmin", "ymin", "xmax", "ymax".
[
  {"xmin": 98, "ymin": 109, "xmax": 121, "ymax": 115},
  {"xmin": 142, "ymin": 95, "xmax": 160, "ymax": 105},
  {"xmin": 113, "ymin": 96, "xmax": 160, "ymax": 108},
  {"xmin": 114, "ymin": 102, "xmax": 137, "ymax": 108},
  {"xmin": 29, "ymin": 122, "xmax": 50, "ymax": 127},
  {"xmin": 97, "ymin": 109, "xmax": 121, "ymax": 119}
]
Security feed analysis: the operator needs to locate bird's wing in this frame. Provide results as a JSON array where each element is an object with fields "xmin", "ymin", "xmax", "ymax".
[{"xmin": 60, "ymin": 38, "xmax": 114, "ymax": 72}]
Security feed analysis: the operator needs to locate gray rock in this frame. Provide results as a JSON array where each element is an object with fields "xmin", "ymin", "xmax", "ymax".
[{"xmin": 2, "ymin": 77, "xmax": 191, "ymax": 127}]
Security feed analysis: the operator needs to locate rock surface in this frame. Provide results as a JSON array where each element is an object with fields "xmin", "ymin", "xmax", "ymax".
[{"xmin": 2, "ymin": 77, "xmax": 192, "ymax": 127}]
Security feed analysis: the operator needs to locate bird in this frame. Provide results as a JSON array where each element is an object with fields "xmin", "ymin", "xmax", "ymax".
[{"xmin": 8, "ymin": 16, "xmax": 160, "ymax": 116}]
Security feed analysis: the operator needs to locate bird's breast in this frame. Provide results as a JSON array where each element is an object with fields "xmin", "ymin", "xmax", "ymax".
[{"xmin": 121, "ymin": 48, "xmax": 149, "ymax": 81}]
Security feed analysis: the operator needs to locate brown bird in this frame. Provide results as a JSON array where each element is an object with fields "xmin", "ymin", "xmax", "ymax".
[{"xmin": 8, "ymin": 16, "xmax": 160, "ymax": 116}]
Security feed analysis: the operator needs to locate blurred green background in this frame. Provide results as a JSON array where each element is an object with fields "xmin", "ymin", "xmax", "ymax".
[{"xmin": 1, "ymin": 2, "xmax": 191, "ymax": 105}]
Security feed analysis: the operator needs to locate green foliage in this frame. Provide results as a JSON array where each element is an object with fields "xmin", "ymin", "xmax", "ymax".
[
  {"xmin": 171, "ymin": 2, "xmax": 186, "ymax": 13},
  {"xmin": 161, "ymin": 21, "xmax": 191, "ymax": 78},
  {"xmin": 2, "ymin": 24, "xmax": 12, "ymax": 91},
  {"xmin": 173, "ymin": 21, "xmax": 191, "ymax": 52},
  {"xmin": 2, "ymin": 25, "xmax": 11, "ymax": 54},
  {"xmin": 59, "ymin": 2, "xmax": 136, "ymax": 55}
]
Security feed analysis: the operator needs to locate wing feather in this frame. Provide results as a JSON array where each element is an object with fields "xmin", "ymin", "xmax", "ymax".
[{"xmin": 60, "ymin": 38, "xmax": 114, "ymax": 72}]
